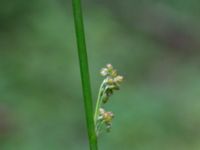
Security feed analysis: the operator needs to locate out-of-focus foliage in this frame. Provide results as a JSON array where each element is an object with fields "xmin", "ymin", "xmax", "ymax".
[{"xmin": 1, "ymin": 0, "xmax": 200, "ymax": 150}]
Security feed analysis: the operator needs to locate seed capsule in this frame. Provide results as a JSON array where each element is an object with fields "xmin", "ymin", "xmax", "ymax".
[{"xmin": 102, "ymin": 93, "xmax": 109, "ymax": 103}]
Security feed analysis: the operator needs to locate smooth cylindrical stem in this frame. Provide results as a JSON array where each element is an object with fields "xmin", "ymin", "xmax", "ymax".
[{"xmin": 72, "ymin": 0, "xmax": 98, "ymax": 149}]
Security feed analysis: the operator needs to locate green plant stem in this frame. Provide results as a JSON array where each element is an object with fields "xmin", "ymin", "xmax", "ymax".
[
  {"xmin": 72, "ymin": 0, "xmax": 98, "ymax": 149},
  {"xmin": 96, "ymin": 120, "xmax": 105, "ymax": 136},
  {"xmin": 94, "ymin": 81, "xmax": 105, "ymax": 125}
]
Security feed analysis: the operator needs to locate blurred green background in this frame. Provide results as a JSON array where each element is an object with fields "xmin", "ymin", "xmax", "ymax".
[{"xmin": 1, "ymin": 0, "xmax": 200, "ymax": 150}]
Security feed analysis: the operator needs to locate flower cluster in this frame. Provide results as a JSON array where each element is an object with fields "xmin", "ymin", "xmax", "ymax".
[
  {"xmin": 100, "ymin": 64, "xmax": 123, "ymax": 103},
  {"xmin": 94, "ymin": 64, "xmax": 123, "ymax": 136},
  {"xmin": 97, "ymin": 108, "xmax": 114, "ymax": 132}
]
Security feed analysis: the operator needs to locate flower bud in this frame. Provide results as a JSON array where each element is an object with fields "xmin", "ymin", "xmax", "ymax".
[
  {"xmin": 102, "ymin": 93, "xmax": 109, "ymax": 103},
  {"xmin": 105, "ymin": 88, "xmax": 113, "ymax": 97}
]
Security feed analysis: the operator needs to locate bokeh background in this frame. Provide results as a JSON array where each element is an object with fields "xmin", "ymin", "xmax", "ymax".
[{"xmin": 1, "ymin": 0, "xmax": 200, "ymax": 150}]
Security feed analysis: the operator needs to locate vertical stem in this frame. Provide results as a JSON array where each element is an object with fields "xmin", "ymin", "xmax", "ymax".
[{"xmin": 72, "ymin": 0, "xmax": 98, "ymax": 149}]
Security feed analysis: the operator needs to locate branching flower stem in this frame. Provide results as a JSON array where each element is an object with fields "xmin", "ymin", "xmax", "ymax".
[
  {"xmin": 94, "ymin": 64, "xmax": 123, "ymax": 136},
  {"xmin": 94, "ymin": 80, "xmax": 106, "ymax": 126}
]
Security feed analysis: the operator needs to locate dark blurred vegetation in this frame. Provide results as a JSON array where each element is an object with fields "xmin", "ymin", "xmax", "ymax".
[{"xmin": 1, "ymin": 0, "xmax": 200, "ymax": 150}]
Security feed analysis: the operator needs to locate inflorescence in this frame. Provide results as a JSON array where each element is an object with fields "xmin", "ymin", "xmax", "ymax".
[{"xmin": 94, "ymin": 64, "xmax": 123, "ymax": 136}]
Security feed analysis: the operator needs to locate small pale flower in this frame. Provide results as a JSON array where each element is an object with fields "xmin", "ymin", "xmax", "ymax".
[
  {"xmin": 106, "ymin": 64, "xmax": 113, "ymax": 70},
  {"xmin": 100, "ymin": 68, "xmax": 108, "ymax": 76},
  {"xmin": 99, "ymin": 108, "xmax": 105, "ymax": 115},
  {"xmin": 114, "ymin": 75, "xmax": 124, "ymax": 84},
  {"xmin": 103, "ymin": 111, "xmax": 114, "ymax": 123}
]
